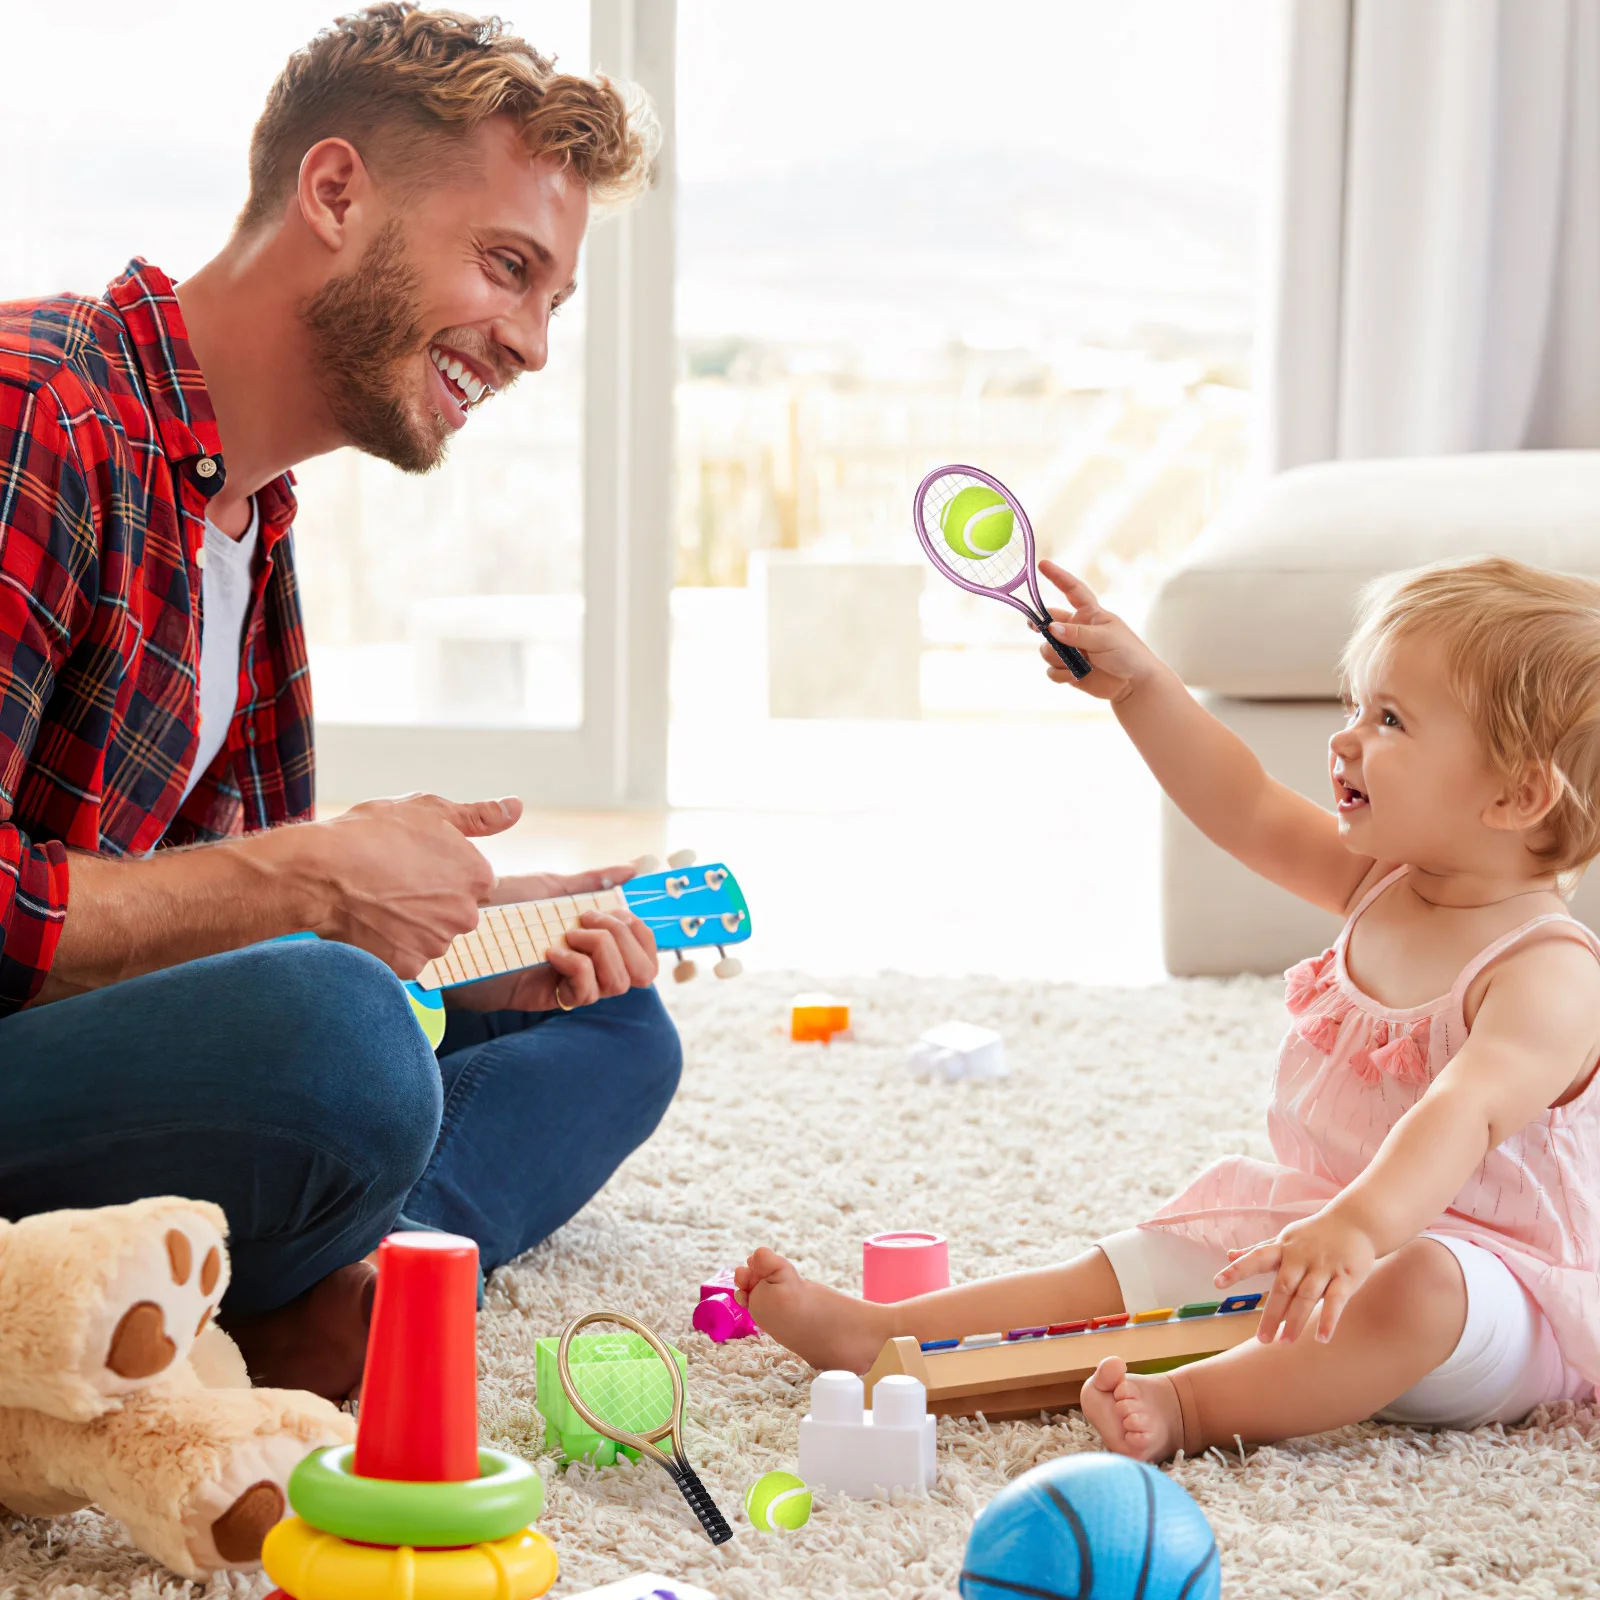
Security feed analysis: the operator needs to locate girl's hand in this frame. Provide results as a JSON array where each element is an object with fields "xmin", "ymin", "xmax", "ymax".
[
  {"xmin": 1216, "ymin": 1211, "xmax": 1378, "ymax": 1344},
  {"xmin": 1035, "ymin": 562, "xmax": 1161, "ymax": 704}
]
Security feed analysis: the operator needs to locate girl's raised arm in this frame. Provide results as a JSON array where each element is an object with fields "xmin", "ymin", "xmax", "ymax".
[{"xmin": 1038, "ymin": 561, "xmax": 1371, "ymax": 916}]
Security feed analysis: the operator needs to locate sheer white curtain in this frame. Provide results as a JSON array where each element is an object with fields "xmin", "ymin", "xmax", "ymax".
[{"xmin": 1263, "ymin": 0, "xmax": 1600, "ymax": 469}]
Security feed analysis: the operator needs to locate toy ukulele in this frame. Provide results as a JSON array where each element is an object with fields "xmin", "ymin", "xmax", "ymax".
[{"xmin": 290, "ymin": 851, "xmax": 751, "ymax": 1047}]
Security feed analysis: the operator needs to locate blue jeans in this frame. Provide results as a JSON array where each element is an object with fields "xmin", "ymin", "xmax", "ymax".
[{"xmin": 0, "ymin": 941, "xmax": 682, "ymax": 1315}]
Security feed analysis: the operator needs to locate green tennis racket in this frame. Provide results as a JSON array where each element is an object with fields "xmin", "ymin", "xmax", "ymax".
[{"xmin": 556, "ymin": 1310, "xmax": 733, "ymax": 1545}]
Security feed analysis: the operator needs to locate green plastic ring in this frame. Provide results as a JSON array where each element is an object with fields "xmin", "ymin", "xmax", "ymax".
[{"xmin": 288, "ymin": 1445, "xmax": 544, "ymax": 1548}]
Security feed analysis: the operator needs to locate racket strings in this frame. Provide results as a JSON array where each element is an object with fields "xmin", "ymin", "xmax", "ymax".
[
  {"xmin": 557, "ymin": 1314, "xmax": 734, "ymax": 1546},
  {"xmin": 918, "ymin": 470, "xmax": 1032, "ymax": 593},
  {"xmin": 568, "ymin": 1339, "xmax": 677, "ymax": 1437}
]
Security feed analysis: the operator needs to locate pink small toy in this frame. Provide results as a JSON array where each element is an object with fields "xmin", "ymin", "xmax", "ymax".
[
  {"xmin": 693, "ymin": 1273, "xmax": 759, "ymax": 1344},
  {"xmin": 862, "ymin": 1232, "xmax": 950, "ymax": 1304}
]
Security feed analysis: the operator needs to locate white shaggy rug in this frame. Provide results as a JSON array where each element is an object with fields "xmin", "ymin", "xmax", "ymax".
[{"xmin": 5, "ymin": 972, "xmax": 1600, "ymax": 1599}]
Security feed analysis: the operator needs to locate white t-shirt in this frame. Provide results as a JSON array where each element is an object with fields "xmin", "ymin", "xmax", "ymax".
[{"xmin": 177, "ymin": 497, "xmax": 260, "ymax": 805}]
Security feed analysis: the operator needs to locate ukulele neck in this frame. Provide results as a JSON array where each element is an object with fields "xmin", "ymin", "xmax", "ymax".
[{"xmin": 415, "ymin": 888, "xmax": 630, "ymax": 992}]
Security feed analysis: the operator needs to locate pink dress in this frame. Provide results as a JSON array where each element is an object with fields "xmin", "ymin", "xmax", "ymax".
[{"xmin": 1143, "ymin": 865, "xmax": 1600, "ymax": 1385}]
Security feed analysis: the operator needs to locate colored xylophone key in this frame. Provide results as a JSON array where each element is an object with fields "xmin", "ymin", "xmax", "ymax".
[{"xmin": 920, "ymin": 1291, "xmax": 1265, "ymax": 1355}]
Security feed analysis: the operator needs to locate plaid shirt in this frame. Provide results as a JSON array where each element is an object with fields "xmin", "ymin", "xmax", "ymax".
[{"xmin": 0, "ymin": 259, "xmax": 314, "ymax": 1013}]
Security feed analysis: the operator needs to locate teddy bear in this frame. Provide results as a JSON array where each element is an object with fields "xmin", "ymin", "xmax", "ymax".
[{"xmin": 0, "ymin": 1195, "xmax": 354, "ymax": 1578}]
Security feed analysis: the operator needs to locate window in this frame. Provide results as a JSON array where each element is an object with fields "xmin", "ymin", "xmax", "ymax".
[
  {"xmin": 0, "ymin": 0, "xmax": 596, "ymax": 738},
  {"xmin": 671, "ymin": 0, "xmax": 1279, "ymax": 780},
  {"xmin": 663, "ymin": 1, "xmax": 1279, "ymax": 978}
]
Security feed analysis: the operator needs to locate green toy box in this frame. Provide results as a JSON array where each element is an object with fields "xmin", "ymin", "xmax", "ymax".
[{"xmin": 534, "ymin": 1330, "xmax": 689, "ymax": 1467}]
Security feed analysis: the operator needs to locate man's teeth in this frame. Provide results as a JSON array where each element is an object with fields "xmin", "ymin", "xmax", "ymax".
[{"xmin": 428, "ymin": 346, "xmax": 490, "ymax": 406}]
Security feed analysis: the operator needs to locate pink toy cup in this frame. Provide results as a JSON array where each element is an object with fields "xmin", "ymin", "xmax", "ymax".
[{"xmin": 862, "ymin": 1231, "xmax": 950, "ymax": 1303}]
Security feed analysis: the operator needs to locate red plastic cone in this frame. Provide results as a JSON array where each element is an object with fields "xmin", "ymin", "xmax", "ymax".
[{"xmin": 354, "ymin": 1232, "xmax": 480, "ymax": 1482}]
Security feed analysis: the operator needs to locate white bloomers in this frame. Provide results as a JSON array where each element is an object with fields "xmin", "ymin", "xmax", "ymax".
[{"xmin": 1097, "ymin": 1225, "xmax": 1592, "ymax": 1429}]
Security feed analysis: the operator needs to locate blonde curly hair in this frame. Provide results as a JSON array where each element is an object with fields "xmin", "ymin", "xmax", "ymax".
[
  {"xmin": 1343, "ymin": 556, "xmax": 1600, "ymax": 876},
  {"xmin": 240, "ymin": 3, "xmax": 658, "ymax": 230}
]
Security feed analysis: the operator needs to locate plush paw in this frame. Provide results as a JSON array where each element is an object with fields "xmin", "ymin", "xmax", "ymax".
[
  {"xmin": 164, "ymin": 1382, "xmax": 354, "ymax": 1575},
  {"xmin": 0, "ymin": 1198, "xmax": 230, "ymax": 1421},
  {"xmin": 0, "ymin": 1369, "xmax": 354, "ymax": 1579}
]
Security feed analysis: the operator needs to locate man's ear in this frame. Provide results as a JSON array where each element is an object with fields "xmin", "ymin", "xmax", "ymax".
[
  {"xmin": 296, "ymin": 137, "xmax": 373, "ymax": 253},
  {"xmin": 1485, "ymin": 761, "xmax": 1565, "ymax": 834}
]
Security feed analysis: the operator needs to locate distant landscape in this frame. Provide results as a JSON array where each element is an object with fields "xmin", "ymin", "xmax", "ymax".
[
  {"xmin": 2, "ymin": 133, "xmax": 1259, "ymax": 380},
  {"xmin": 677, "ymin": 142, "xmax": 1259, "ymax": 376}
]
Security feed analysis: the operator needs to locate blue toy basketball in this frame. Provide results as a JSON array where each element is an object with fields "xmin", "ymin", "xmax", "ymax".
[{"xmin": 959, "ymin": 1455, "xmax": 1219, "ymax": 1600}]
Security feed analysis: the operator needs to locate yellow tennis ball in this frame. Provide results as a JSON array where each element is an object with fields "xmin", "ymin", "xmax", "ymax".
[
  {"xmin": 940, "ymin": 485, "xmax": 1014, "ymax": 560},
  {"xmin": 745, "ymin": 1470, "xmax": 812, "ymax": 1533}
]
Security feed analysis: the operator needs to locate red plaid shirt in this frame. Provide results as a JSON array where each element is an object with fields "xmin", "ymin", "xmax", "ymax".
[{"xmin": 0, "ymin": 259, "xmax": 315, "ymax": 1013}]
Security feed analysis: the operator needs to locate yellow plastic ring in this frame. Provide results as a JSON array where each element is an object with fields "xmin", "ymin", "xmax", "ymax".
[{"xmin": 262, "ymin": 1516, "xmax": 558, "ymax": 1600}]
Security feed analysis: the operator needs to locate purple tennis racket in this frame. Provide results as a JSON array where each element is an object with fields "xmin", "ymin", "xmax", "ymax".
[{"xmin": 913, "ymin": 464, "xmax": 1091, "ymax": 679}]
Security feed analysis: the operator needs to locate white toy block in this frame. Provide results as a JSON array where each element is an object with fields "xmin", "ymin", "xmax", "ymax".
[
  {"xmin": 797, "ymin": 1370, "xmax": 937, "ymax": 1498},
  {"xmin": 908, "ymin": 1020, "xmax": 1006, "ymax": 1082},
  {"xmin": 567, "ymin": 1577, "xmax": 717, "ymax": 1600}
]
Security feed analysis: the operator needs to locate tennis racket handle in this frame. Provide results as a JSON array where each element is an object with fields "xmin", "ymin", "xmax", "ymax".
[
  {"xmin": 1045, "ymin": 631, "xmax": 1092, "ymax": 679},
  {"xmin": 675, "ymin": 1464, "xmax": 734, "ymax": 1545}
]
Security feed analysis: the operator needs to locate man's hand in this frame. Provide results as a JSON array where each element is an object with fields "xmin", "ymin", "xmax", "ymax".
[
  {"xmin": 1035, "ymin": 562, "xmax": 1163, "ymax": 704},
  {"xmin": 1215, "ymin": 1210, "xmax": 1379, "ymax": 1345},
  {"xmin": 284, "ymin": 793, "xmax": 521, "ymax": 980},
  {"xmin": 443, "ymin": 865, "xmax": 660, "ymax": 1014}
]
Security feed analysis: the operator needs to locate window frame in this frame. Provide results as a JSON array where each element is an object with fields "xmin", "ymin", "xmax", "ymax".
[{"xmin": 314, "ymin": 0, "xmax": 676, "ymax": 810}]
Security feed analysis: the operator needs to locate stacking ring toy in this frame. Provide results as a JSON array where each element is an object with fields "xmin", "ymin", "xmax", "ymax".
[
  {"xmin": 263, "ymin": 1517, "xmax": 558, "ymax": 1600},
  {"xmin": 288, "ymin": 1444, "xmax": 544, "ymax": 1548}
]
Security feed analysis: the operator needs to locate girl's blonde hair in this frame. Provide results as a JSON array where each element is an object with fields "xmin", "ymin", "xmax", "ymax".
[
  {"xmin": 242, "ymin": 3, "xmax": 659, "ymax": 231},
  {"xmin": 1343, "ymin": 557, "xmax": 1600, "ymax": 875}
]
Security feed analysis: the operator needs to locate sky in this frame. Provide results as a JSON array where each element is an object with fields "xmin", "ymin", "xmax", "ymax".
[
  {"xmin": 675, "ymin": 1, "xmax": 1279, "ymax": 189},
  {"xmin": 0, "ymin": 1, "xmax": 1281, "ymax": 349},
  {"xmin": 0, "ymin": 0, "xmax": 1277, "ymax": 187}
]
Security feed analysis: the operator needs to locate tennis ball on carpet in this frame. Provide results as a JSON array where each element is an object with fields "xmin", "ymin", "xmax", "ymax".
[
  {"xmin": 959, "ymin": 1455, "xmax": 1219, "ymax": 1600},
  {"xmin": 941, "ymin": 485, "xmax": 1014, "ymax": 560},
  {"xmin": 745, "ymin": 1470, "xmax": 812, "ymax": 1533}
]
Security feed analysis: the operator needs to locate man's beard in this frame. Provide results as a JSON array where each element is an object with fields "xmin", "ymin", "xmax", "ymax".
[{"xmin": 300, "ymin": 219, "xmax": 447, "ymax": 475}]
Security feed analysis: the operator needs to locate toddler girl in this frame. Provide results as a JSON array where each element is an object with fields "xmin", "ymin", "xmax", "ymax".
[{"xmin": 738, "ymin": 555, "xmax": 1600, "ymax": 1461}]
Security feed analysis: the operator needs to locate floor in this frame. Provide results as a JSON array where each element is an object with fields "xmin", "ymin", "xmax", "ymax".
[
  {"xmin": 480, "ymin": 709, "xmax": 1166, "ymax": 985},
  {"xmin": 12, "ymin": 971, "xmax": 1595, "ymax": 1599}
]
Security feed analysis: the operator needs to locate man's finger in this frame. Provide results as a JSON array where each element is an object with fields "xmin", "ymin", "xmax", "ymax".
[
  {"xmin": 575, "ymin": 913, "xmax": 658, "ymax": 985},
  {"xmin": 555, "ymin": 863, "xmax": 639, "ymax": 894},
  {"xmin": 440, "ymin": 796, "xmax": 523, "ymax": 837},
  {"xmin": 547, "ymin": 942, "xmax": 600, "ymax": 1006},
  {"xmin": 565, "ymin": 924, "xmax": 631, "ymax": 996}
]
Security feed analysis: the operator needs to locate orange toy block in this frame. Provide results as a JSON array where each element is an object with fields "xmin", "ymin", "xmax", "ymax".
[{"xmin": 791, "ymin": 993, "xmax": 851, "ymax": 1043}]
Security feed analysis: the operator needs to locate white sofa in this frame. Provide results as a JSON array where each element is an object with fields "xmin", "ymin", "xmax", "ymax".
[{"xmin": 1145, "ymin": 452, "xmax": 1600, "ymax": 977}]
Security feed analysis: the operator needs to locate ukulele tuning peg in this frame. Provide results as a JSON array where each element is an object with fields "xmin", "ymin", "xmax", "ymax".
[
  {"xmin": 714, "ymin": 955, "xmax": 743, "ymax": 980},
  {"xmin": 674, "ymin": 957, "xmax": 698, "ymax": 983},
  {"xmin": 633, "ymin": 854, "xmax": 663, "ymax": 873},
  {"xmin": 667, "ymin": 848, "xmax": 698, "ymax": 869}
]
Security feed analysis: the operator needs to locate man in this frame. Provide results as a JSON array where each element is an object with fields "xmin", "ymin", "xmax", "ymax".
[{"xmin": 0, "ymin": 4, "xmax": 680, "ymax": 1402}]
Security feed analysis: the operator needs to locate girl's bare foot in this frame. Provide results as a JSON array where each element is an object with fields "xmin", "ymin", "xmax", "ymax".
[
  {"xmin": 736, "ymin": 1248, "xmax": 897, "ymax": 1373},
  {"xmin": 1080, "ymin": 1357, "xmax": 1183, "ymax": 1463}
]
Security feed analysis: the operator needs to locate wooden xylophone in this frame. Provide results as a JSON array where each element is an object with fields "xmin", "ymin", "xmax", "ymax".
[{"xmin": 862, "ymin": 1293, "xmax": 1265, "ymax": 1420}]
